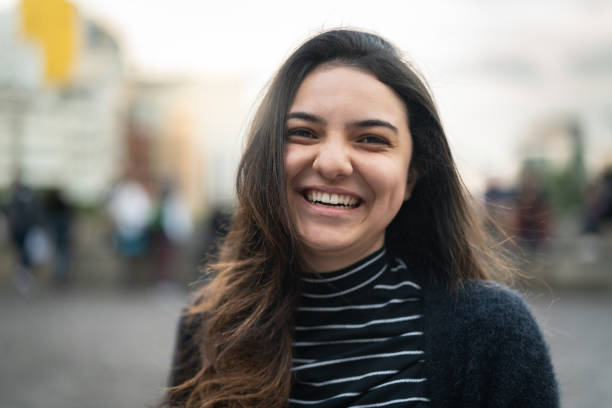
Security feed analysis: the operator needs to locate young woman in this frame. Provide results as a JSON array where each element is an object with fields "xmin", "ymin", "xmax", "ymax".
[{"xmin": 164, "ymin": 29, "xmax": 559, "ymax": 408}]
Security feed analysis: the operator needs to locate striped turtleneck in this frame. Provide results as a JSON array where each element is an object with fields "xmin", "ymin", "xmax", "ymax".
[{"xmin": 291, "ymin": 247, "xmax": 429, "ymax": 407}]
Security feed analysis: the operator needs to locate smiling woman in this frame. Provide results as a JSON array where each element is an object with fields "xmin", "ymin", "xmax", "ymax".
[
  {"xmin": 285, "ymin": 65, "xmax": 415, "ymax": 273},
  {"xmin": 163, "ymin": 29, "xmax": 559, "ymax": 408}
]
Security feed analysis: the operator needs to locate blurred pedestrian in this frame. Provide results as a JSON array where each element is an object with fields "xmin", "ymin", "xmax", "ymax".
[
  {"xmin": 3, "ymin": 176, "xmax": 43, "ymax": 294},
  {"xmin": 515, "ymin": 167, "xmax": 552, "ymax": 252},
  {"xmin": 44, "ymin": 188, "xmax": 74, "ymax": 286},
  {"xmin": 150, "ymin": 181, "xmax": 193, "ymax": 284},
  {"xmin": 583, "ymin": 167, "xmax": 612, "ymax": 233},
  {"xmin": 107, "ymin": 177, "xmax": 153, "ymax": 285},
  {"xmin": 198, "ymin": 206, "xmax": 232, "ymax": 266},
  {"xmin": 484, "ymin": 177, "xmax": 516, "ymax": 245},
  {"xmin": 579, "ymin": 166, "xmax": 612, "ymax": 263}
]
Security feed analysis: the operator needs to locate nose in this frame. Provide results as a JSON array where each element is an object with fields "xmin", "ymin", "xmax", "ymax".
[{"xmin": 312, "ymin": 137, "xmax": 353, "ymax": 180}]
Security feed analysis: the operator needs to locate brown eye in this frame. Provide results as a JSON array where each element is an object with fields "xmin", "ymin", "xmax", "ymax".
[
  {"xmin": 359, "ymin": 135, "xmax": 390, "ymax": 145},
  {"xmin": 287, "ymin": 128, "xmax": 316, "ymax": 139}
]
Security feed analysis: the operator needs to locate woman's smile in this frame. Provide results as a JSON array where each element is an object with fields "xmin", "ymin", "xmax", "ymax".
[
  {"xmin": 284, "ymin": 64, "xmax": 416, "ymax": 272},
  {"xmin": 296, "ymin": 186, "xmax": 364, "ymax": 219},
  {"xmin": 303, "ymin": 189, "xmax": 361, "ymax": 209}
]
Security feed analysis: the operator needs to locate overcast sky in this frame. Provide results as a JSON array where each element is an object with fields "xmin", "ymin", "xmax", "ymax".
[
  {"xmin": 2, "ymin": 0, "xmax": 611, "ymax": 186},
  {"xmin": 2, "ymin": 0, "xmax": 609, "ymax": 77}
]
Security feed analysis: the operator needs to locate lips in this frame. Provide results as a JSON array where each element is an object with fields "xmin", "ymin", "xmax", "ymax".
[{"xmin": 303, "ymin": 189, "xmax": 361, "ymax": 209}]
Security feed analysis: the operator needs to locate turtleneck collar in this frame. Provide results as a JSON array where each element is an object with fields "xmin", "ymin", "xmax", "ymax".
[{"xmin": 300, "ymin": 247, "xmax": 390, "ymax": 300}]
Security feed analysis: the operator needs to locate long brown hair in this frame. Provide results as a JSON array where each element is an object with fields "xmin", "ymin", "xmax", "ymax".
[{"xmin": 165, "ymin": 28, "xmax": 504, "ymax": 407}]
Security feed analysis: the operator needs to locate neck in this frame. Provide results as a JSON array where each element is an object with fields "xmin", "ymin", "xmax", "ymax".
[{"xmin": 299, "ymin": 239, "xmax": 385, "ymax": 273}]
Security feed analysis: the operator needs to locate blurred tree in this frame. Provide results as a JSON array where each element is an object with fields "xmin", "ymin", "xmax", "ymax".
[{"xmin": 548, "ymin": 120, "xmax": 587, "ymax": 213}]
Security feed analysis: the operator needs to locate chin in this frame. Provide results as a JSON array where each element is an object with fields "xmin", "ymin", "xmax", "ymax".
[{"xmin": 300, "ymin": 237, "xmax": 351, "ymax": 254}]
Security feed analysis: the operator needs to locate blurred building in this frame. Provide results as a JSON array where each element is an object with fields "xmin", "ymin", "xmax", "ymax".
[
  {"xmin": 124, "ymin": 78, "xmax": 203, "ymax": 214},
  {"xmin": 124, "ymin": 74, "xmax": 249, "ymax": 217},
  {"xmin": 0, "ymin": 0, "xmax": 249, "ymax": 218},
  {"xmin": 0, "ymin": 0, "xmax": 124, "ymax": 204}
]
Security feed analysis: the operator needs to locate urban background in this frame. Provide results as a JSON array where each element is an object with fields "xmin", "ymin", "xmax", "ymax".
[{"xmin": 0, "ymin": 0, "xmax": 611, "ymax": 407}]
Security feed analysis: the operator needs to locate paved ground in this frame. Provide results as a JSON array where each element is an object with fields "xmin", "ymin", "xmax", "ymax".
[
  {"xmin": 526, "ymin": 288, "xmax": 612, "ymax": 407},
  {"xmin": 0, "ymin": 286, "xmax": 186, "ymax": 408},
  {"xmin": 0, "ymin": 285, "xmax": 610, "ymax": 408}
]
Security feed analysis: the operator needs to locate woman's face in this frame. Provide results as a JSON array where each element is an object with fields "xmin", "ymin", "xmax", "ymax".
[{"xmin": 285, "ymin": 64, "xmax": 415, "ymax": 272}]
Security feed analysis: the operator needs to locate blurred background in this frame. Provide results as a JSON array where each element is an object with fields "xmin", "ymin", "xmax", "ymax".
[{"xmin": 0, "ymin": 0, "xmax": 611, "ymax": 407}]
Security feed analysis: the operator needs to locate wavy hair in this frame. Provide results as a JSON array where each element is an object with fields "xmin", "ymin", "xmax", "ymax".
[{"xmin": 164, "ymin": 28, "xmax": 505, "ymax": 407}]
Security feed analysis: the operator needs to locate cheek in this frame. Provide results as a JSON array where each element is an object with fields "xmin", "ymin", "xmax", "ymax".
[
  {"xmin": 364, "ymin": 161, "xmax": 410, "ymax": 204},
  {"xmin": 284, "ymin": 145, "xmax": 308, "ymax": 182}
]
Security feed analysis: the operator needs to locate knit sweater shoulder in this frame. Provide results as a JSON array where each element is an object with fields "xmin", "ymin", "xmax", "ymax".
[
  {"xmin": 420, "ymin": 278, "xmax": 559, "ymax": 407},
  {"xmin": 167, "ymin": 275, "xmax": 559, "ymax": 408}
]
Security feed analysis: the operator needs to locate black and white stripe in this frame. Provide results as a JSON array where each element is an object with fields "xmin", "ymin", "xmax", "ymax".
[{"xmin": 291, "ymin": 248, "xmax": 429, "ymax": 407}]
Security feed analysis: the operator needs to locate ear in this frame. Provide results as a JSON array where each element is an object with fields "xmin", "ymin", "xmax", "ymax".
[{"xmin": 404, "ymin": 168, "xmax": 419, "ymax": 201}]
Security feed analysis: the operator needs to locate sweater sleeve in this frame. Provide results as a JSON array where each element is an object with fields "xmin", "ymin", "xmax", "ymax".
[{"xmin": 424, "ymin": 281, "xmax": 560, "ymax": 408}]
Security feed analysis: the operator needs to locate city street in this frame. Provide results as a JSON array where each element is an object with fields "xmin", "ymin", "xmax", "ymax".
[{"xmin": 0, "ymin": 286, "xmax": 610, "ymax": 408}]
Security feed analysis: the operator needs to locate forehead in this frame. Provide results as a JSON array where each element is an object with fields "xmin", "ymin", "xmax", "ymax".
[{"xmin": 289, "ymin": 64, "xmax": 408, "ymax": 122}]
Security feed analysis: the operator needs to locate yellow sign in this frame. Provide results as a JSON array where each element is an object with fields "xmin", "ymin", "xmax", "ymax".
[{"xmin": 20, "ymin": 0, "xmax": 77, "ymax": 85}]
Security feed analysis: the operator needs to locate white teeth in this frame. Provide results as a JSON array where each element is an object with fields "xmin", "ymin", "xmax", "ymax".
[{"xmin": 306, "ymin": 190, "xmax": 359, "ymax": 207}]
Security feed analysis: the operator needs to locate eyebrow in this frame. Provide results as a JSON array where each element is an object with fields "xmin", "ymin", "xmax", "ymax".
[
  {"xmin": 349, "ymin": 119, "xmax": 398, "ymax": 134},
  {"xmin": 287, "ymin": 112, "xmax": 398, "ymax": 134},
  {"xmin": 286, "ymin": 111, "xmax": 325, "ymax": 124}
]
